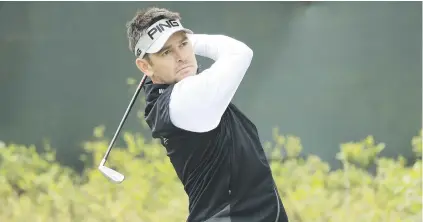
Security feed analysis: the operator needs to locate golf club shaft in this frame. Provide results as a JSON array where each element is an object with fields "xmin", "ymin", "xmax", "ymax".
[{"xmin": 100, "ymin": 75, "xmax": 148, "ymax": 166}]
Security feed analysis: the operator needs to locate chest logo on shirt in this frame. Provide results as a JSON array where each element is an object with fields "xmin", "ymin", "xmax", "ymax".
[
  {"xmin": 161, "ymin": 137, "xmax": 169, "ymax": 145},
  {"xmin": 159, "ymin": 89, "xmax": 164, "ymax": 94}
]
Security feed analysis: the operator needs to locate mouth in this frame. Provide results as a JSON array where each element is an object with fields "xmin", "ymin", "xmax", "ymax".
[{"xmin": 177, "ymin": 65, "xmax": 193, "ymax": 73}]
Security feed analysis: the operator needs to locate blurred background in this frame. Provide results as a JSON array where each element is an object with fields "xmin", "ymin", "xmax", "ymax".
[
  {"xmin": 0, "ymin": 2, "xmax": 421, "ymax": 221},
  {"xmin": 1, "ymin": 1, "xmax": 420, "ymax": 170}
]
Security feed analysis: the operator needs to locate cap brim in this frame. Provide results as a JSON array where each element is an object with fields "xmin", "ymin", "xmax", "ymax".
[{"xmin": 145, "ymin": 27, "xmax": 193, "ymax": 54}]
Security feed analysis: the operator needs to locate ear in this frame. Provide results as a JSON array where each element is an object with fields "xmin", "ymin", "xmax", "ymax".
[{"xmin": 135, "ymin": 58, "xmax": 154, "ymax": 77}]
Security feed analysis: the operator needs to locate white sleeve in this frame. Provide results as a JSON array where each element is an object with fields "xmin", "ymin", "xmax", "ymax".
[{"xmin": 169, "ymin": 34, "xmax": 253, "ymax": 132}]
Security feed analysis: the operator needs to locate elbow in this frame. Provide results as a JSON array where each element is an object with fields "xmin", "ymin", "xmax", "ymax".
[
  {"xmin": 220, "ymin": 35, "xmax": 254, "ymax": 59},
  {"xmin": 236, "ymin": 40, "xmax": 253, "ymax": 61},
  {"xmin": 239, "ymin": 44, "xmax": 253, "ymax": 65},
  {"xmin": 244, "ymin": 46, "xmax": 253, "ymax": 61}
]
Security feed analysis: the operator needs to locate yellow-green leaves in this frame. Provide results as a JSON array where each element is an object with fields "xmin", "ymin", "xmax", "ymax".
[{"xmin": 0, "ymin": 127, "xmax": 421, "ymax": 222}]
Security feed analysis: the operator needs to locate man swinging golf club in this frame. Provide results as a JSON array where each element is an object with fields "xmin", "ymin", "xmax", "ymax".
[{"xmin": 124, "ymin": 7, "xmax": 289, "ymax": 222}]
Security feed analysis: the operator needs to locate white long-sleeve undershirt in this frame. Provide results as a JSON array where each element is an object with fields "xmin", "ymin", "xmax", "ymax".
[{"xmin": 169, "ymin": 34, "xmax": 253, "ymax": 133}]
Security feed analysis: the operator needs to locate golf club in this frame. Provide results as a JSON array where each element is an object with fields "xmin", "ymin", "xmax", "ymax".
[{"xmin": 98, "ymin": 74, "xmax": 148, "ymax": 183}]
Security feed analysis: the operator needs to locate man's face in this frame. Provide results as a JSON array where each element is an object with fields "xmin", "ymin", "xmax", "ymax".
[{"xmin": 136, "ymin": 31, "xmax": 198, "ymax": 84}]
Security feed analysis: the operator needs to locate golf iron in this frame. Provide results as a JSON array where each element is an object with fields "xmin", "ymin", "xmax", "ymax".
[{"xmin": 98, "ymin": 74, "xmax": 148, "ymax": 183}]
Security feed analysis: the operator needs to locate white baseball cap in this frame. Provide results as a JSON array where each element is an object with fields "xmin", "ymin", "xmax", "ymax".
[{"xmin": 134, "ymin": 18, "xmax": 193, "ymax": 58}]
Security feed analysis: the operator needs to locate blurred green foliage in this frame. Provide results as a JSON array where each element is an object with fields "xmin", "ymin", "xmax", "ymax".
[{"xmin": 0, "ymin": 127, "xmax": 421, "ymax": 222}]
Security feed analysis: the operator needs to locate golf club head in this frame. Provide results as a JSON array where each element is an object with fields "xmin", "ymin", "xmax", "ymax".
[{"xmin": 98, "ymin": 165, "xmax": 125, "ymax": 183}]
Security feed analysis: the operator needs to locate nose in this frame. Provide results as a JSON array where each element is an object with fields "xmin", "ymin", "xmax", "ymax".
[{"xmin": 174, "ymin": 48, "xmax": 186, "ymax": 63}]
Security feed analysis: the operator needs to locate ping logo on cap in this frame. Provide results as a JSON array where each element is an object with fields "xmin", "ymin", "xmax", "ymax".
[
  {"xmin": 133, "ymin": 18, "xmax": 191, "ymax": 58},
  {"xmin": 147, "ymin": 19, "xmax": 180, "ymax": 40}
]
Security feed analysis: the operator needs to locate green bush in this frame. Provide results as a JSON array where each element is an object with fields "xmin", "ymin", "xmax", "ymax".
[{"xmin": 0, "ymin": 127, "xmax": 421, "ymax": 222}]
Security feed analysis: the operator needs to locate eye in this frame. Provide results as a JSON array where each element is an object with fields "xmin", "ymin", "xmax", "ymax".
[
  {"xmin": 161, "ymin": 49, "xmax": 171, "ymax": 56},
  {"xmin": 180, "ymin": 41, "xmax": 189, "ymax": 47}
]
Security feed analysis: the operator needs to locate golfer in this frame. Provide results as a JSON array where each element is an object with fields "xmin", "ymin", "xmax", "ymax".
[{"xmin": 126, "ymin": 7, "xmax": 289, "ymax": 222}]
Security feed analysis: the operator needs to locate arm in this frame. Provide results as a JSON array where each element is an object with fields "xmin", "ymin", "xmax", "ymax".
[{"xmin": 169, "ymin": 34, "xmax": 253, "ymax": 132}]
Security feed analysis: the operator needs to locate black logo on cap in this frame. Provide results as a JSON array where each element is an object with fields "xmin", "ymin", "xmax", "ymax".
[
  {"xmin": 147, "ymin": 19, "xmax": 180, "ymax": 40},
  {"xmin": 136, "ymin": 48, "xmax": 142, "ymax": 57}
]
